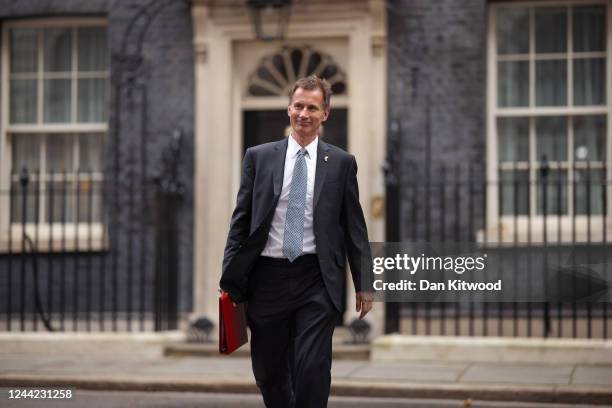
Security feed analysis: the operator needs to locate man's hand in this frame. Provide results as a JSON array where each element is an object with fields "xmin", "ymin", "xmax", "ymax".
[
  {"xmin": 355, "ymin": 291, "xmax": 373, "ymax": 319},
  {"xmin": 219, "ymin": 288, "xmax": 237, "ymax": 307}
]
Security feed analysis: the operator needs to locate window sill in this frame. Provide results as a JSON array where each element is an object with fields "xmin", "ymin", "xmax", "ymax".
[
  {"xmin": 476, "ymin": 217, "xmax": 612, "ymax": 247},
  {"xmin": 0, "ymin": 224, "xmax": 108, "ymax": 253}
]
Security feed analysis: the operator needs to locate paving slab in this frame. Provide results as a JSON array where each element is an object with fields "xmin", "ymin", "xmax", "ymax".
[
  {"xmin": 331, "ymin": 361, "xmax": 366, "ymax": 378},
  {"xmin": 461, "ymin": 364, "xmax": 574, "ymax": 385},
  {"xmin": 348, "ymin": 362, "xmax": 466, "ymax": 383},
  {"xmin": 572, "ymin": 366, "xmax": 612, "ymax": 387},
  {"xmin": 164, "ymin": 343, "xmax": 370, "ymax": 360}
]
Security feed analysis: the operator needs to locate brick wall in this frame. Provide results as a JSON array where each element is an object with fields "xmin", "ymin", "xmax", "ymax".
[{"xmin": 387, "ymin": 0, "xmax": 488, "ymax": 241}]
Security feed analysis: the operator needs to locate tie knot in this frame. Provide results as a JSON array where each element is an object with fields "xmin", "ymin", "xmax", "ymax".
[{"xmin": 297, "ymin": 148, "xmax": 308, "ymax": 158}]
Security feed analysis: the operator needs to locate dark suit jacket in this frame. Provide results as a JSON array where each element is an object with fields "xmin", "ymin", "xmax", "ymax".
[{"xmin": 220, "ymin": 137, "xmax": 372, "ymax": 312}]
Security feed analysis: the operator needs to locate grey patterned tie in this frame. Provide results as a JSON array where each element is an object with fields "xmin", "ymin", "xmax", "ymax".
[{"xmin": 283, "ymin": 148, "xmax": 308, "ymax": 262}]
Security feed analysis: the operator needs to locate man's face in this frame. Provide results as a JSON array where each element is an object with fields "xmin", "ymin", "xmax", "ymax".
[{"xmin": 288, "ymin": 87, "xmax": 330, "ymax": 138}]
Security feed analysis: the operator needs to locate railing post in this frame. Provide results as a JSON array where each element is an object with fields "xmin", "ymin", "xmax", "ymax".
[
  {"xmin": 152, "ymin": 128, "xmax": 184, "ymax": 331},
  {"xmin": 19, "ymin": 167, "xmax": 29, "ymax": 331},
  {"xmin": 540, "ymin": 155, "xmax": 551, "ymax": 337},
  {"xmin": 383, "ymin": 120, "xmax": 402, "ymax": 334}
]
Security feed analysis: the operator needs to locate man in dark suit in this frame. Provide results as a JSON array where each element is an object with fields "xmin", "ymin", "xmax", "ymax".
[{"xmin": 220, "ymin": 75, "xmax": 373, "ymax": 408}]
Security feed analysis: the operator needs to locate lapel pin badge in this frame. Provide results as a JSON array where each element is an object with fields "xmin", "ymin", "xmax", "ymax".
[{"xmin": 324, "ymin": 155, "xmax": 329, "ymax": 162}]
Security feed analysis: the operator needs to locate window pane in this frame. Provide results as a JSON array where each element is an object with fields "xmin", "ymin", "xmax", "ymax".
[
  {"xmin": 537, "ymin": 170, "xmax": 568, "ymax": 215},
  {"xmin": 499, "ymin": 170, "xmax": 529, "ymax": 215},
  {"xmin": 574, "ymin": 169, "xmax": 606, "ymax": 215},
  {"xmin": 78, "ymin": 27, "xmax": 108, "ymax": 71},
  {"xmin": 10, "ymin": 28, "xmax": 38, "ymax": 73},
  {"xmin": 44, "ymin": 28, "xmax": 72, "ymax": 72},
  {"xmin": 11, "ymin": 134, "xmax": 41, "ymax": 174},
  {"xmin": 496, "ymin": 7, "xmax": 529, "ymax": 55},
  {"xmin": 573, "ymin": 58, "xmax": 606, "ymax": 106},
  {"xmin": 573, "ymin": 6, "xmax": 606, "ymax": 52},
  {"xmin": 10, "ymin": 79, "xmax": 37, "ymax": 124},
  {"xmin": 574, "ymin": 116, "xmax": 606, "ymax": 162},
  {"xmin": 79, "ymin": 133, "xmax": 104, "ymax": 172},
  {"xmin": 77, "ymin": 179, "xmax": 103, "ymax": 223},
  {"xmin": 536, "ymin": 116, "xmax": 567, "ymax": 162},
  {"xmin": 498, "ymin": 61, "xmax": 529, "ymax": 107},
  {"xmin": 535, "ymin": 7, "xmax": 567, "ymax": 54},
  {"xmin": 44, "ymin": 79, "xmax": 71, "ymax": 123},
  {"xmin": 46, "ymin": 134, "xmax": 75, "ymax": 173},
  {"xmin": 78, "ymin": 79, "xmax": 107, "ymax": 122},
  {"xmin": 498, "ymin": 117, "xmax": 529, "ymax": 162},
  {"xmin": 46, "ymin": 181, "xmax": 75, "ymax": 223},
  {"xmin": 535, "ymin": 60, "xmax": 567, "ymax": 106}
]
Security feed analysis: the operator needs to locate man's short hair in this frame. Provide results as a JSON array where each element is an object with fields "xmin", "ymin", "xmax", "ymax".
[{"xmin": 289, "ymin": 75, "xmax": 332, "ymax": 111}]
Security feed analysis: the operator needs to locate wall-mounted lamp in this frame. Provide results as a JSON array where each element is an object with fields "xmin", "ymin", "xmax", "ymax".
[{"xmin": 246, "ymin": 0, "xmax": 292, "ymax": 41}]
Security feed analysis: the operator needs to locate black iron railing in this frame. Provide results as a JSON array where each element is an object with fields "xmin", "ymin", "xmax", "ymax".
[
  {"xmin": 0, "ymin": 132, "xmax": 183, "ymax": 332},
  {"xmin": 397, "ymin": 160, "xmax": 611, "ymax": 339}
]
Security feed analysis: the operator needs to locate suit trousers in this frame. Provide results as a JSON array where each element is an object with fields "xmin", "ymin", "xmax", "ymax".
[{"xmin": 247, "ymin": 254, "xmax": 340, "ymax": 408}]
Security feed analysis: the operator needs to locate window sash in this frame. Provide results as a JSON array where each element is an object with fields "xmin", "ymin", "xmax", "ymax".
[
  {"xmin": 1, "ymin": 18, "xmax": 108, "ymax": 235},
  {"xmin": 6, "ymin": 23, "xmax": 109, "ymax": 126},
  {"xmin": 496, "ymin": 4, "xmax": 608, "ymax": 109},
  {"xmin": 487, "ymin": 1, "xmax": 611, "ymax": 229},
  {"xmin": 8, "ymin": 132, "xmax": 105, "ymax": 224}
]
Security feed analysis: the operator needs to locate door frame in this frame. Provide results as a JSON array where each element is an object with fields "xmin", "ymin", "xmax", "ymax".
[
  {"xmin": 233, "ymin": 39, "xmax": 350, "ymax": 197},
  {"xmin": 190, "ymin": 0, "xmax": 387, "ymax": 337}
]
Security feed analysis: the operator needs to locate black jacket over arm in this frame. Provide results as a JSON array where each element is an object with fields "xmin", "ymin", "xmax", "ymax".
[{"xmin": 220, "ymin": 138, "xmax": 372, "ymax": 311}]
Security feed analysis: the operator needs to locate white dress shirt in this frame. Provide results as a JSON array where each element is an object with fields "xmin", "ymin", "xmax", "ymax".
[{"xmin": 261, "ymin": 135, "xmax": 318, "ymax": 258}]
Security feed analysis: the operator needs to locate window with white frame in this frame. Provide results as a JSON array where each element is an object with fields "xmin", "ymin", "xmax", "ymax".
[
  {"xmin": 1, "ymin": 20, "xmax": 108, "ymax": 228},
  {"xmin": 489, "ymin": 2, "xmax": 609, "ymax": 229}
]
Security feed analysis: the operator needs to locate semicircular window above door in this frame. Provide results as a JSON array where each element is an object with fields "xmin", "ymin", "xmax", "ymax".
[{"xmin": 246, "ymin": 45, "xmax": 347, "ymax": 97}]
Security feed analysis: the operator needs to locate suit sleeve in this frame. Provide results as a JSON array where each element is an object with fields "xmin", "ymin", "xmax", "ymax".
[
  {"xmin": 220, "ymin": 148, "xmax": 254, "ymax": 303},
  {"xmin": 341, "ymin": 155, "xmax": 373, "ymax": 293}
]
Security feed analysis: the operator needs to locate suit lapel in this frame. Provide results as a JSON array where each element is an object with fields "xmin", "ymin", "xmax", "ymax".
[
  {"xmin": 251, "ymin": 138, "xmax": 287, "ymax": 233},
  {"xmin": 273, "ymin": 137, "xmax": 288, "ymax": 197},
  {"xmin": 313, "ymin": 140, "xmax": 330, "ymax": 210}
]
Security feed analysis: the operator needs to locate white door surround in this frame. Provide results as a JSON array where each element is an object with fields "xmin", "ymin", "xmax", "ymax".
[{"xmin": 190, "ymin": 0, "xmax": 387, "ymax": 337}]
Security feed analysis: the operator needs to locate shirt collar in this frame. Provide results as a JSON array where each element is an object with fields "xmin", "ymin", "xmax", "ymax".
[{"xmin": 288, "ymin": 134, "xmax": 318, "ymax": 159}]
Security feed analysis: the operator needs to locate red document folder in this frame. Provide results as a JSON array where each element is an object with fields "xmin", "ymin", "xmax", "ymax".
[{"xmin": 219, "ymin": 292, "xmax": 248, "ymax": 354}]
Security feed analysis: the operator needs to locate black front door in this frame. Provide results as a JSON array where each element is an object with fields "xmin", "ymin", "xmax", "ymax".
[
  {"xmin": 243, "ymin": 108, "xmax": 349, "ymax": 321},
  {"xmin": 243, "ymin": 108, "xmax": 347, "ymax": 152}
]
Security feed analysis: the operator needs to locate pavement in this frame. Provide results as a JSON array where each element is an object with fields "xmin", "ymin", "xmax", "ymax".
[
  {"xmin": 1, "ymin": 389, "xmax": 609, "ymax": 408},
  {"xmin": 1, "ymin": 343, "xmax": 612, "ymax": 406}
]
